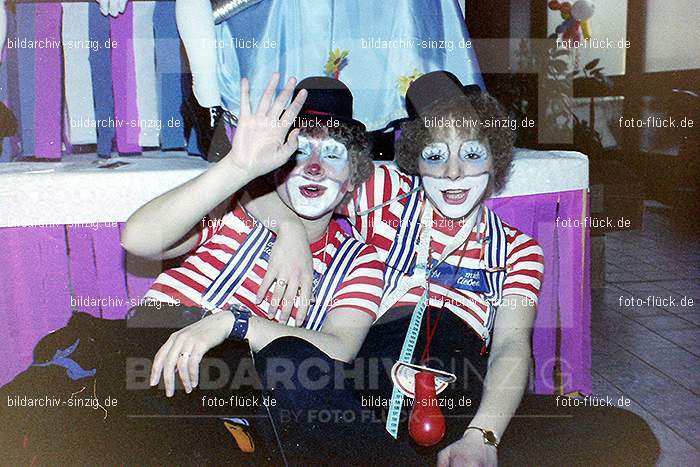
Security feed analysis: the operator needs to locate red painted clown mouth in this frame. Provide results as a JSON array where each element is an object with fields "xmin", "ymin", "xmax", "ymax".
[
  {"xmin": 441, "ymin": 188, "xmax": 470, "ymax": 205},
  {"xmin": 299, "ymin": 184, "xmax": 328, "ymax": 198}
]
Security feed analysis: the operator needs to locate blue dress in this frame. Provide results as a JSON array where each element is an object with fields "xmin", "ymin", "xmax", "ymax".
[{"xmin": 215, "ymin": 0, "xmax": 484, "ymax": 131}]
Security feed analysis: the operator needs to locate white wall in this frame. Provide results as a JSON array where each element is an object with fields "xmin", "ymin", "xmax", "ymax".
[{"xmin": 644, "ymin": 0, "xmax": 700, "ymax": 72}]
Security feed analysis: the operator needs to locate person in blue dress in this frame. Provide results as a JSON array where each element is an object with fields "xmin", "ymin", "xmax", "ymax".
[{"xmin": 178, "ymin": 0, "xmax": 484, "ymax": 131}]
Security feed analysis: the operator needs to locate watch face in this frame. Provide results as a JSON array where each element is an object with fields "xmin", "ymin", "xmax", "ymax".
[{"xmin": 484, "ymin": 430, "xmax": 498, "ymax": 445}]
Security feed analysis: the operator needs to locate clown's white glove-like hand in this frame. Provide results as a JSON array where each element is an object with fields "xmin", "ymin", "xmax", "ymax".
[{"xmin": 96, "ymin": 0, "xmax": 127, "ymax": 17}]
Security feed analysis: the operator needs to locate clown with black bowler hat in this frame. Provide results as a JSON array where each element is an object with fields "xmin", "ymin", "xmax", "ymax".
[
  {"xmin": 0, "ymin": 73, "xmax": 389, "ymax": 465},
  {"xmin": 123, "ymin": 72, "xmax": 381, "ymax": 396},
  {"xmin": 255, "ymin": 70, "xmax": 659, "ymax": 466}
]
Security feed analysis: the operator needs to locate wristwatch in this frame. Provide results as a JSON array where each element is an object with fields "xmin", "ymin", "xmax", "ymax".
[
  {"xmin": 226, "ymin": 306, "xmax": 251, "ymax": 341},
  {"xmin": 465, "ymin": 426, "xmax": 499, "ymax": 448}
]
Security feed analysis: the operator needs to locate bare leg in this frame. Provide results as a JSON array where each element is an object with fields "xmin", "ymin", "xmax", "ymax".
[{"xmin": 176, "ymin": 0, "xmax": 221, "ymax": 107}]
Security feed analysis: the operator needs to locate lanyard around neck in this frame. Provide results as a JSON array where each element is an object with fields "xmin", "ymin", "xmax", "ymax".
[{"xmin": 416, "ymin": 199, "xmax": 485, "ymax": 274}]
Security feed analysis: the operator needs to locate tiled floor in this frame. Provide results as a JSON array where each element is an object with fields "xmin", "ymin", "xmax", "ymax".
[{"xmin": 590, "ymin": 203, "xmax": 700, "ymax": 466}]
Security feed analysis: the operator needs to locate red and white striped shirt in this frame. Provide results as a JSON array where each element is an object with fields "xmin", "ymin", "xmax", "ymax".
[
  {"xmin": 344, "ymin": 164, "xmax": 545, "ymax": 341},
  {"xmin": 145, "ymin": 200, "xmax": 384, "ymax": 324}
]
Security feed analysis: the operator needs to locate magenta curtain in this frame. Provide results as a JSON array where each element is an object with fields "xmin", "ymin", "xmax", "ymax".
[
  {"xmin": 0, "ymin": 223, "xmax": 154, "ymax": 386},
  {"xmin": 0, "ymin": 190, "xmax": 591, "ymax": 394},
  {"xmin": 33, "ymin": 4, "xmax": 63, "ymax": 159},
  {"xmin": 110, "ymin": 2, "xmax": 142, "ymax": 153},
  {"xmin": 487, "ymin": 189, "xmax": 592, "ymax": 395}
]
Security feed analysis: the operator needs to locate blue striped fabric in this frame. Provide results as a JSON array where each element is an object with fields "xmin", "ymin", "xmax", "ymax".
[
  {"xmin": 88, "ymin": 3, "xmax": 115, "ymax": 157},
  {"xmin": 482, "ymin": 208, "xmax": 508, "ymax": 338},
  {"xmin": 483, "ymin": 208, "xmax": 508, "ymax": 304},
  {"xmin": 153, "ymin": 0, "xmax": 184, "ymax": 149},
  {"xmin": 306, "ymin": 237, "xmax": 364, "ymax": 331},
  {"xmin": 201, "ymin": 221, "xmax": 272, "ymax": 311},
  {"xmin": 201, "ymin": 220, "xmax": 365, "ymax": 331},
  {"xmin": 382, "ymin": 177, "xmax": 422, "ymax": 298},
  {"xmin": 15, "ymin": 3, "xmax": 34, "ymax": 157}
]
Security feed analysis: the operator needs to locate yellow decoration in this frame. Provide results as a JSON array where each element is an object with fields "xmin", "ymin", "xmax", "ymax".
[
  {"xmin": 398, "ymin": 69, "xmax": 423, "ymax": 96},
  {"xmin": 324, "ymin": 48, "xmax": 349, "ymax": 79},
  {"xmin": 223, "ymin": 420, "xmax": 255, "ymax": 453},
  {"xmin": 580, "ymin": 20, "xmax": 592, "ymax": 40}
]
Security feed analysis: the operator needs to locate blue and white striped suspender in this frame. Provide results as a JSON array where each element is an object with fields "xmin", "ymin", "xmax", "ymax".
[
  {"xmin": 382, "ymin": 176, "xmax": 422, "ymax": 297},
  {"xmin": 305, "ymin": 236, "xmax": 365, "ymax": 331},
  {"xmin": 201, "ymin": 221, "xmax": 273, "ymax": 312},
  {"xmin": 482, "ymin": 208, "xmax": 509, "ymax": 337},
  {"xmin": 201, "ymin": 220, "xmax": 364, "ymax": 330}
]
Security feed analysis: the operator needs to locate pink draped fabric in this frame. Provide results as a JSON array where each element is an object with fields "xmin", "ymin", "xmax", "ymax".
[
  {"xmin": 110, "ymin": 2, "xmax": 142, "ymax": 153},
  {"xmin": 0, "ymin": 190, "xmax": 591, "ymax": 394},
  {"xmin": 0, "ymin": 226, "xmax": 72, "ymax": 385},
  {"xmin": 33, "ymin": 4, "xmax": 63, "ymax": 159},
  {"xmin": 487, "ymin": 189, "xmax": 592, "ymax": 395},
  {"xmin": 0, "ymin": 223, "xmax": 156, "ymax": 387}
]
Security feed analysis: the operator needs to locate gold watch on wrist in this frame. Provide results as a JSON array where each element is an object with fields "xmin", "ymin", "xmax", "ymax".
[{"xmin": 465, "ymin": 426, "xmax": 499, "ymax": 448}]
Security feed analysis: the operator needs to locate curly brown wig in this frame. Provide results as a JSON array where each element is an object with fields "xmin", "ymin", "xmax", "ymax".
[
  {"xmin": 296, "ymin": 117, "xmax": 374, "ymax": 187},
  {"xmin": 396, "ymin": 92, "xmax": 516, "ymax": 197}
]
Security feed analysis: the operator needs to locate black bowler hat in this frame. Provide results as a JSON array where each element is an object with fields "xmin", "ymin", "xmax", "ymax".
[
  {"xmin": 292, "ymin": 76, "xmax": 365, "ymax": 129},
  {"xmin": 405, "ymin": 71, "xmax": 482, "ymax": 118}
]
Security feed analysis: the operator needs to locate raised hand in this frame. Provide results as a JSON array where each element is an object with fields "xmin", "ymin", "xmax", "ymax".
[{"xmin": 222, "ymin": 73, "xmax": 307, "ymax": 179}]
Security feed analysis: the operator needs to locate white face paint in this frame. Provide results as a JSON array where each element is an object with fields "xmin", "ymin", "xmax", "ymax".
[
  {"xmin": 419, "ymin": 137, "xmax": 492, "ymax": 219},
  {"xmin": 285, "ymin": 175, "xmax": 342, "ymax": 218},
  {"xmin": 296, "ymin": 135, "xmax": 349, "ymax": 169},
  {"xmin": 422, "ymin": 173, "xmax": 489, "ymax": 219},
  {"xmin": 420, "ymin": 140, "xmax": 490, "ymax": 172}
]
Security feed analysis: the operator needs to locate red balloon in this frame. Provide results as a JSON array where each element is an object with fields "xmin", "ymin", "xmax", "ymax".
[
  {"xmin": 408, "ymin": 372, "xmax": 446, "ymax": 447},
  {"xmin": 561, "ymin": 2, "xmax": 572, "ymax": 14},
  {"xmin": 548, "ymin": 0, "xmax": 561, "ymax": 10}
]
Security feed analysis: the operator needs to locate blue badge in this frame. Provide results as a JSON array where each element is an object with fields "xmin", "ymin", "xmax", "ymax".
[
  {"xmin": 430, "ymin": 263, "xmax": 490, "ymax": 293},
  {"xmin": 259, "ymin": 238, "xmax": 275, "ymax": 262}
]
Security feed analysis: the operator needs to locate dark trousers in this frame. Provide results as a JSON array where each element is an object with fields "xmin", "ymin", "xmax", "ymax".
[
  {"xmin": 0, "ymin": 306, "xmax": 282, "ymax": 466},
  {"xmin": 1, "ymin": 306, "xmax": 659, "ymax": 466},
  {"xmin": 254, "ymin": 311, "xmax": 660, "ymax": 466}
]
